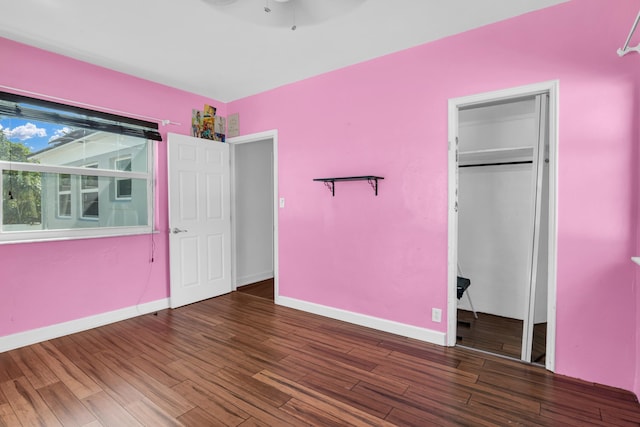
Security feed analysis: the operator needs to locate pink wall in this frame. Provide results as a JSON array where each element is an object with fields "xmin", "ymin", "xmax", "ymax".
[
  {"xmin": 0, "ymin": 38, "xmax": 224, "ymax": 336},
  {"xmin": 229, "ymin": 0, "xmax": 640, "ymax": 394},
  {"xmin": 2, "ymin": 0, "xmax": 639, "ymax": 397},
  {"xmin": 637, "ymin": 269, "xmax": 640, "ymax": 398},
  {"xmin": 636, "ymin": 80, "xmax": 640, "ymax": 400},
  {"xmin": 637, "ymin": 284, "xmax": 640, "ymax": 399}
]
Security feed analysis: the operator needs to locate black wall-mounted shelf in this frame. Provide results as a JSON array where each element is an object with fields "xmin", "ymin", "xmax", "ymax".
[{"xmin": 313, "ymin": 176, "xmax": 384, "ymax": 197}]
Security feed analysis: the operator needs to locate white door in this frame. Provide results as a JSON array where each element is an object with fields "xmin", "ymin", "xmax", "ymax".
[
  {"xmin": 521, "ymin": 94, "xmax": 549, "ymax": 362},
  {"xmin": 168, "ymin": 133, "xmax": 231, "ymax": 308}
]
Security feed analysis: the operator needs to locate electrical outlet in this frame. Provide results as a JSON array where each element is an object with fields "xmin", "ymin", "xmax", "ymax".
[
  {"xmin": 432, "ymin": 308, "xmax": 442, "ymax": 323},
  {"xmin": 279, "ymin": 197, "xmax": 285, "ymax": 208}
]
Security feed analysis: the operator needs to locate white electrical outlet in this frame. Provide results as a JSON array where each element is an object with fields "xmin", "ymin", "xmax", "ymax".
[
  {"xmin": 279, "ymin": 197, "xmax": 285, "ymax": 208},
  {"xmin": 432, "ymin": 308, "xmax": 442, "ymax": 323}
]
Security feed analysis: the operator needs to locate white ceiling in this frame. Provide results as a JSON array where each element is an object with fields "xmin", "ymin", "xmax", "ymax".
[{"xmin": 0, "ymin": 0, "xmax": 568, "ymax": 103}]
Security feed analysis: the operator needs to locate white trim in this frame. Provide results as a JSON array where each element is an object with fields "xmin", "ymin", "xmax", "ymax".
[
  {"xmin": 0, "ymin": 227, "xmax": 157, "ymax": 245},
  {"xmin": 228, "ymin": 130, "xmax": 279, "ymax": 299},
  {"xmin": 277, "ymin": 296, "xmax": 447, "ymax": 346},
  {"xmin": 447, "ymin": 80, "xmax": 559, "ymax": 372},
  {"xmin": 450, "ymin": 81, "xmax": 558, "ymax": 108},
  {"xmin": 447, "ymin": 102, "xmax": 459, "ymax": 347},
  {"xmin": 0, "ymin": 298, "xmax": 170, "ymax": 353}
]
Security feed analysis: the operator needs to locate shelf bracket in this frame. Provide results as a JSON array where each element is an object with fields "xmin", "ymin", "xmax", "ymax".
[
  {"xmin": 367, "ymin": 177, "xmax": 379, "ymax": 196},
  {"xmin": 323, "ymin": 180, "xmax": 335, "ymax": 196}
]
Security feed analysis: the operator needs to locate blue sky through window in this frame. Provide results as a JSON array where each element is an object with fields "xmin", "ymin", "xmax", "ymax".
[{"xmin": 0, "ymin": 117, "xmax": 74, "ymax": 154}]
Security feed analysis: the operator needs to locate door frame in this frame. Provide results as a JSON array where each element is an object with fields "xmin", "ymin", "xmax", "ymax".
[
  {"xmin": 446, "ymin": 81, "xmax": 559, "ymax": 371},
  {"xmin": 228, "ymin": 130, "xmax": 279, "ymax": 300}
]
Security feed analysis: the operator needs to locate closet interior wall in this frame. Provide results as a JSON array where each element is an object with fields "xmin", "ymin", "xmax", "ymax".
[{"xmin": 457, "ymin": 97, "xmax": 548, "ymax": 325}]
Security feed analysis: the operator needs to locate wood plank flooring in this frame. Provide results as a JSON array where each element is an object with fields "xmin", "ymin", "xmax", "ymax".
[
  {"xmin": 457, "ymin": 310, "xmax": 547, "ymax": 364},
  {"xmin": 237, "ymin": 279, "xmax": 274, "ymax": 300},
  {"xmin": 1, "ymin": 291, "xmax": 639, "ymax": 426}
]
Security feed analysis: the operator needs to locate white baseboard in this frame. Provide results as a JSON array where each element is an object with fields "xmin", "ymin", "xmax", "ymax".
[
  {"xmin": 276, "ymin": 296, "xmax": 447, "ymax": 346},
  {"xmin": 0, "ymin": 298, "xmax": 170, "ymax": 353},
  {"xmin": 236, "ymin": 271, "xmax": 274, "ymax": 288},
  {"xmin": 1, "ymin": 296, "xmax": 446, "ymax": 353}
]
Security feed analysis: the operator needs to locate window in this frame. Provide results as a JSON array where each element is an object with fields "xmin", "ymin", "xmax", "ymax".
[
  {"xmin": 0, "ymin": 91, "xmax": 160, "ymax": 243},
  {"xmin": 58, "ymin": 174, "xmax": 71, "ymax": 217},
  {"xmin": 81, "ymin": 164, "xmax": 99, "ymax": 220},
  {"xmin": 114, "ymin": 156, "xmax": 132, "ymax": 200}
]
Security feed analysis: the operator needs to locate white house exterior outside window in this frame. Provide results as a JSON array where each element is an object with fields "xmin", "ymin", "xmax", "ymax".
[
  {"xmin": 115, "ymin": 156, "xmax": 132, "ymax": 200},
  {"xmin": 57, "ymin": 174, "xmax": 71, "ymax": 218},
  {"xmin": 80, "ymin": 163, "xmax": 99, "ymax": 220}
]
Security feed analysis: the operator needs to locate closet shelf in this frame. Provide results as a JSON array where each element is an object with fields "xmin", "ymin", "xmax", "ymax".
[
  {"xmin": 459, "ymin": 146, "xmax": 533, "ymax": 167},
  {"xmin": 313, "ymin": 176, "xmax": 384, "ymax": 197}
]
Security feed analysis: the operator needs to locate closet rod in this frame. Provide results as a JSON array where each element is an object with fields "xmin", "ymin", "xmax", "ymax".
[
  {"xmin": 459, "ymin": 160, "xmax": 533, "ymax": 168},
  {"xmin": 618, "ymin": 9, "xmax": 640, "ymax": 56}
]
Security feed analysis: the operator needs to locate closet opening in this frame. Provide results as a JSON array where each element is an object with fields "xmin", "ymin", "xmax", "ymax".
[
  {"xmin": 446, "ymin": 82, "xmax": 558, "ymax": 371},
  {"xmin": 229, "ymin": 130, "xmax": 279, "ymax": 303}
]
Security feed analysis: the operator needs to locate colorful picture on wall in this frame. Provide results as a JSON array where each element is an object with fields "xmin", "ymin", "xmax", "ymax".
[
  {"xmin": 191, "ymin": 109, "xmax": 202, "ymax": 138},
  {"xmin": 201, "ymin": 104, "xmax": 217, "ymax": 140},
  {"xmin": 203, "ymin": 104, "xmax": 216, "ymax": 119}
]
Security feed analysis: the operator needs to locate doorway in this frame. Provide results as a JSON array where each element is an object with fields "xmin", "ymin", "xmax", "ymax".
[
  {"xmin": 229, "ymin": 130, "xmax": 279, "ymax": 300},
  {"xmin": 446, "ymin": 82, "xmax": 558, "ymax": 371}
]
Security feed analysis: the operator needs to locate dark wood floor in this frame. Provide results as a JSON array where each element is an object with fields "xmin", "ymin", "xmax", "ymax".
[
  {"xmin": 240, "ymin": 282, "xmax": 545, "ymax": 363},
  {"xmin": 237, "ymin": 278, "xmax": 274, "ymax": 300},
  {"xmin": 457, "ymin": 310, "xmax": 547, "ymax": 364},
  {"xmin": 1, "ymin": 292, "xmax": 639, "ymax": 426}
]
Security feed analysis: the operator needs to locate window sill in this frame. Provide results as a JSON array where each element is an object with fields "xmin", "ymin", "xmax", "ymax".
[{"xmin": 0, "ymin": 227, "xmax": 159, "ymax": 245}]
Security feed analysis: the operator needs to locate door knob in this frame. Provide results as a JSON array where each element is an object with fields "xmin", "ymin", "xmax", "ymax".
[{"xmin": 172, "ymin": 227, "xmax": 188, "ymax": 234}]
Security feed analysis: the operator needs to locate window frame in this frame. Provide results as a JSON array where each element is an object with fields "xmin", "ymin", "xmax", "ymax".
[
  {"xmin": 0, "ymin": 143, "xmax": 155, "ymax": 244},
  {"xmin": 0, "ymin": 91, "xmax": 159, "ymax": 244}
]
